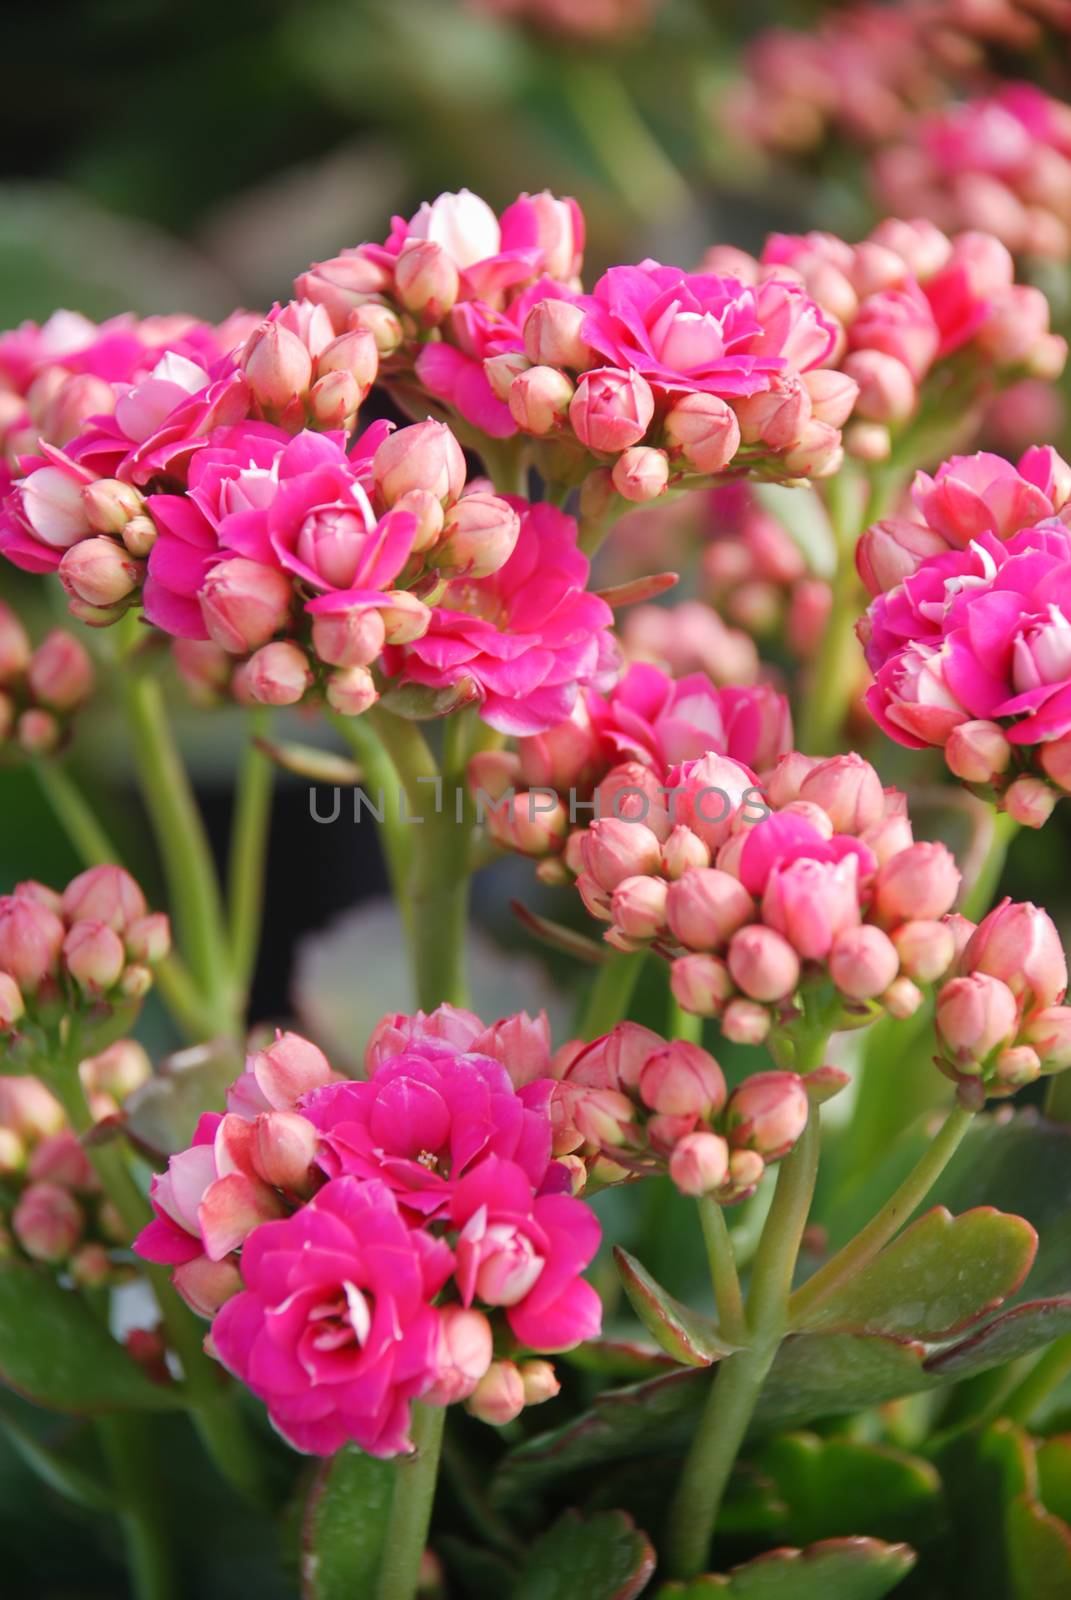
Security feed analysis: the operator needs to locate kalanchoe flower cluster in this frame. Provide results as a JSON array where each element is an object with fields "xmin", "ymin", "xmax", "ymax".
[
  {"xmin": 934, "ymin": 898, "xmax": 1071, "ymax": 1100},
  {"xmin": 859, "ymin": 446, "xmax": 1071, "ymax": 825},
  {"xmin": 711, "ymin": 219, "xmax": 1067, "ymax": 465},
  {"xmin": 0, "ymin": 868, "xmax": 170, "ymax": 1039},
  {"xmin": 0, "ymin": 605, "xmax": 94, "ymax": 754},
  {"xmin": 136, "ymin": 1012, "xmax": 601, "ymax": 1457}
]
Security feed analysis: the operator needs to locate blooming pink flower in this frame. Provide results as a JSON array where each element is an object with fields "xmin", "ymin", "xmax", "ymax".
[
  {"xmin": 586, "ymin": 661, "xmax": 792, "ymax": 773},
  {"xmin": 211, "ymin": 1177, "xmax": 454, "ymax": 1456},
  {"xmin": 910, "ymin": 448, "xmax": 1071, "ymax": 550}
]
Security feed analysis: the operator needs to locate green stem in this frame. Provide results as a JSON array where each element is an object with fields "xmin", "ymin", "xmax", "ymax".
[
  {"xmin": 789, "ymin": 1103, "xmax": 974, "ymax": 1324},
  {"xmin": 119, "ymin": 671, "xmax": 236, "ymax": 1035},
  {"xmin": 374, "ymin": 1403, "xmax": 445, "ymax": 1600},
  {"xmin": 330, "ymin": 711, "xmax": 412, "ymax": 906},
  {"xmin": 960, "ymin": 808, "xmax": 1019, "ymax": 921},
  {"xmin": 698, "ymin": 1197, "xmax": 747, "ymax": 1345},
  {"xmin": 97, "ymin": 1414, "xmax": 176, "ymax": 1600},
  {"xmin": 31, "ymin": 757, "xmax": 115, "ymax": 865},
  {"xmin": 665, "ymin": 1110, "xmax": 821, "ymax": 1578},
  {"xmin": 227, "ymin": 709, "xmax": 274, "ymax": 1000},
  {"xmin": 1002, "ymin": 1334, "xmax": 1071, "ymax": 1424},
  {"xmin": 576, "ymin": 948, "xmax": 645, "ymax": 1038},
  {"xmin": 477, "ymin": 439, "xmax": 529, "ymax": 497}
]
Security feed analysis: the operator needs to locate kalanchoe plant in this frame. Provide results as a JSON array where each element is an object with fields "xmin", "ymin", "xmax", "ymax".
[{"xmin": 3, "ymin": 181, "xmax": 1071, "ymax": 1600}]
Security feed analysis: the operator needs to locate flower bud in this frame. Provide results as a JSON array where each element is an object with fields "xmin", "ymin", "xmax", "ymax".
[
  {"xmin": 17, "ymin": 709, "xmax": 59, "ymax": 754},
  {"xmin": 0, "ymin": 895, "xmax": 64, "ymax": 990},
  {"xmin": 842, "ymin": 350, "xmax": 916, "ymax": 424},
  {"xmin": 240, "ymin": 322, "xmax": 313, "ymax": 411},
  {"xmin": 780, "ymin": 420, "xmax": 843, "ymax": 478},
  {"xmin": 28, "ymin": 1130, "xmax": 96, "ymax": 1189},
  {"xmin": 308, "ymin": 370, "xmax": 361, "ymax": 429},
  {"xmin": 466, "ymin": 1360, "xmax": 525, "ymax": 1426},
  {"xmin": 70, "ymin": 1243, "xmax": 113, "ymax": 1289},
  {"xmin": 798, "ymin": 753, "xmax": 883, "ymax": 832},
  {"xmin": 509, "ymin": 366, "xmax": 574, "ymax": 436},
  {"xmin": 856, "ymin": 518, "xmax": 949, "ymax": 597},
  {"xmin": 13, "ymin": 1182, "xmax": 83, "ymax": 1262},
  {"xmin": 307, "ymin": 606, "xmax": 385, "ymax": 672},
  {"xmin": 670, "ymin": 953, "xmax": 733, "ymax": 1016},
  {"xmin": 666, "ymin": 868, "xmax": 753, "ymax": 952},
  {"xmin": 121, "ymin": 514, "xmax": 158, "ymax": 559},
  {"xmin": 1040, "ymin": 737, "xmax": 1071, "ymax": 793},
  {"xmin": 245, "ymin": 642, "xmax": 313, "ymax": 707},
  {"xmin": 728, "ymin": 926, "xmax": 801, "ymax": 1003},
  {"xmin": 610, "ymin": 875, "xmax": 667, "ymax": 941},
  {"xmin": 638, "ymin": 1040, "xmax": 726, "ymax": 1119},
  {"xmin": 735, "ymin": 376, "xmax": 812, "ymax": 450},
  {"xmin": 83, "ymin": 1039, "xmax": 152, "ymax": 1100},
  {"xmin": 438, "ymin": 493, "xmax": 520, "ymax": 579},
  {"xmin": 581, "ymin": 818, "xmax": 663, "ymax": 893},
  {"xmin": 1023, "ymin": 1005, "xmax": 1071, "ymax": 1072},
  {"xmin": 964, "ymin": 899, "xmax": 1068, "ymax": 1006},
  {"xmin": 523, "ymin": 301, "xmax": 591, "ymax": 371},
  {"xmin": 1004, "ymin": 776, "xmax": 1057, "ymax": 829},
  {"xmin": 27, "ymin": 630, "xmax": 94, "ymax": 711},
  {"xmin": 63, "ymin": 920, "xmax": 125, "ymax": 993},
  {"xmin": 663, "ymin": 393, "xmax": 741, "ymax": 475},
  {"xmin": 0, "ymin": 603, "xmax": 30, "ymax": 686},
  {"xmin": 350, "ymin": 300, "xmax": 404, "ymax": 356},
  {"xmin": 611, "ymin": 446, "xmax": 669, "ymax": 503},
  {"xmin": 0, "ymin": 972, "xmax": 25, "ymax": 1030},
  {"xmin": 394, "ymin": 241, "xmax": 459, "ymax": 323},
  {"xmin": 669, "ymin": 1130, "xmax": 730, "ymax": 1196},
  {"xmin": 520, "ymin": 1360, "xmax": 560, "ymax": 1407},
  {"xmin": 874, "ymin": 843, "xmax": 960, "ymax": 926},
  {"xmin": 661, "ymin": 827, "xmax": 711, "ymax": 880},
  {"xmin": 990, "ymin": 1045, "xmax": 1042, "ymax": 1095},
  {"xmin": 241, "ymin": 1031, "xmax": 336, "ymax": 1113},
  {"xmin": 82, "ymin": 478, "xmax": 145, "ymax": 535},
  {"xmin": 199, "ymin": 558, "xmax": 292, "ymax": 654},
  {"xmin": 937, "ymin": 972, "xmax": 1019, "ymax": 1068},
  {"xmin": 58, "ymin": 536, "xmax": 142, "ymax": 609},
  {"xmin": 882, "ymin": 976, "xmax": 923, "ymax": 1019},
  {"xmin": 251, "ymin": 1110, "xmax": 319, "ymax": 1194},
  {"xmin": 765, "ymin": 752, "xmax": 822, "ymax": 808},
  {"xmin": 424, "ymin": 1307, "xmax": 493, "ymax": 1405},
  {"xmin": 19, "ymin": 466, "xmax": 93, "ymax": 549},
  {"xmin": 725, "ymin": 1071, "xmax": 809, "ymax": 1159},
  {"xmin": 803, "ymin": 368, "xmax": 858, "ymax": 428},
  {"xmin": 62, "ymin": 865, "xmax": 146, "ymax": 933},
  {"xmin": 374, "ymin": 420, "xmax": 466, "ymax": 507},
  {"xmin": 326, "ymin": 664, "xmax": 378, "ymax": 718},
  {"xmin": 378, "ymin": 591, "xmax": 432, "ymax": 645},
  {"xmin": 829, "ymin": 924, "xmax": 900, "ymax": 999},
  {"xmin": 892, "ymin": 920, "xmax": 956, "ymax": 984},
  {"xmin": 721, "ymin": 997, "xmax": 771, "ymax": 1046},
  {"xmin": 569, "ymin": 368, "xmax": 654, "ymax": 454},
  {"xmin": 945, "ymin": 720, "xmax": 1013, "ymax": 784}
]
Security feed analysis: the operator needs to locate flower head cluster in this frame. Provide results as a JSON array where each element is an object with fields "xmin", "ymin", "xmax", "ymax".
[
  {"xmin": 136, "ymin": 1012, "xmax": 601, "ymax": 1457},
  {"xmin": 859, "ymin": 446, "xmax": 1071, "ymax": 823},
  {"xmin": 0, "ymin": 605, "xmax": 95, "ymax": 755},
  {"xmin": 0, "ymin": 868, "xmax": 170, "ymax": 1040}
]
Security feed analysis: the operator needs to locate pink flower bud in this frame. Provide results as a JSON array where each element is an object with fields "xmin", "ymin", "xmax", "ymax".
[
  {"xmin": 19, "ymin": 466, "xmax": 93, "ymax": 549},
  {"xmin": 892, "ymin": 920, "xmax": 956, "ymax": 984},
  {"xmin": 308, "ymin": 370, "xmax": 361, "ymax": 429},
  {"xmin": 977, "ymin": 286, "xmax": 1052, "ymax": 367},
  {"xmin": 1023, "ymin": 1005, "xmax": 1071, "ymax": 1071},
  {"xmin": 517, "ymin": 702, "xmax": 599, "ymax": 793},
  {"xmin": 0, "ymin": 972, "xmax": 25, "ymax": 1030},
  {"xmin": 317, "ymin": 328, "xmax": 379, "ymax": 394},
  {"xmin": 569, "ymin": 367, "xmax": 654, "ymax": 454},
  {"xmin": 669, "ymin": 1130, "xmax": 730, "ymax": 1196},
  {"xmin": 250, "ymin": 1110, "xmax": 319, "ymax": 1194},
  {"xmin": 466, "ymin": 1360, "xmax": 525, "ymax": 1426},
  {"xmin": 240, "ymin": 322, "xmax": 313, "ymax": 411},
  {"xmin": 725, "ymin": 1071, "xmax": 809, "ymax": 1159},
  {"xmin": 350, "ymin": 300, "xmax": 404, "ymax": 356},
  {"xmin": 803, "ymin": 368, "xmax": 859, "ymax": 428},
  {"xmin": 1040, "ymin": 737, "xmax": 1071, "ymax": 792},
  {"xmin": 61, "ymin": 865, "xmax": 146, "ymax": 933},
  {"xmin": 576, "ymin": 873, "xmax": 612, "ymax": 922},
  {"xmin": 374, "ymin": 420, "xmax": 466, "ymax": 507},
  {"xmin": 82, "ymin": 478, "xmax": 145, "ymax": 536},
  {"xmin": 392, "ymin": 488, "xmax": 445, "ymax": 553},
  {"xmin": 611, "ymin": 875, "xmax": 667, "ymax": 941},
  {"xmin": 581, "ymin": 818, "xmax": 663, "ymax": 892},
  {"xmin": 13, "ymin": 1182, "xmax": 83, "ymax": 1262},
  {"xmin": 28, "ymin": 1130, "xmax": 96, "ymax": 1189},
  {"xmin": 17, "ymin": 709, "xmax": 59, "ymax": 754},
  {"xmin": 662, "ymin": 392, "xmax": 741, "ymax": 474},
  {"xmin": 469, "ymin": 749, "xmax": 521, "ymax": 802},
  {"xmin": 842, "ymin": 350, "xmax": 917, "ymax": 424},
  {"xmin": 786, "ymin": 578, "xmax": 832, "ymax": 658},
  {"xmin": 670, "ymin": 953, "xmax": 733, "ymax": 1016},
  {"xmin": 666, "ymin": 868, "xmax": 754, "ymax": 952},
  {"xmin": 438, "ymin": 493, "xmax": 520, "ymax": 579},
  {"xmin": 662, "ymin": 827, "xmax": 711, "ymax": 880},
  {"xmin": 763, "ymin": 856, "xmax": 861, "ymax": 960},
  {"xmin": 69, "ymin": 1243, "xmax": 112, "ymax": 1288},
  {"xmin": 611, "ymin": 446, "xmax": 669, "ymax": 503},
  {"xmin": 721, "ymin": 997, "xmax": 771, "ymax": 1046},
  {"xmin": 829, "ymin": 924, "xmax": 900, "ymax": 999},
  {"xmin": 945, "ymin": 720, "xmax": 1013, "ymax": 784},
  {"xmin": 63, "ymin": 920, "xmax": 125, "ymax": 993},
  {"xmin": 0, "ymin": 603, "xmax": 30, "ymax": 686},
  {"xmin": 520, "ymin": 1359, "xmax": 560, "ymax": 1406},
  {"xmin": 857, "ymin": 518, "xmax": 950, "ymax": 598},
  {"xmin": 638, "ymin": 1040, "xmax": 726, "ymax": 1119},
  {"xmin": 378, "ymin": 590, "xmax": 432, "ymax": 645},
  {"xmin": 780, "ymin": 421, "xmax": 843, "ymax": 479},
  {"xmin": 295, "ymin": 251, "xmax": 393, "ymax": 331},
  {"xmin": 394, "ymin": 240, "xmax": 459, "ymax": 322},
  {"xmin": 326, "ymin": 664, "xmax": 378, "ymax": 718},
  {"xmin": 765, "ymin": 752, "xmax": 822, "ymax": 808},
  {"xmin": 937, "ymin": 972, "xmax": 1019, "ymax": 1067},
  {"xmin": 27, "ymin": 630, "xmax": 94, "ymax": 711},
  {"xmin": 735, "ymin": 375, "xmax": 812, "ymax": 450},
  {"xmin": 523, "ymin": 300, "xmax": 592, "ymax": 369},
  {"xmin": 1004, "ymin": 776, "xmax": 1057, "ymax": 829},
  {"xmin": 199, "ymin": 558, "xmax": 293, "ymax": 654},
  {"xmin": 485, "ymin": 350, "xmax": 531, "ymax": 402},
  {"xmin": 240, "ymin": 1031, "xmax": 336, "ymax": 1113},
  {"xmin": 798, "ymin": 753, "xmax": 885, "ymax": 832},
  {"xmin": 728, "ymin": 926, "xmax": 801, "ymax": 1002},
  {"xmin": 964, "ymin": 899, "xmax": 1068, "ymax": 1006},
  {"xmin": 990, "ymin": 1045, "xmax": 1042, "ymax": 1095},
  {"xmin": 508, "ymin": 366, "xmax": 574, "ymax": 436},
  {"xmin": 0, "ymin": 895, "xmax": 65, "ymax": 990},
  {"xmin": 82, "ymin": 1039, "xmax": 151, "ymax": 1100},
  {"xmin": 424, "ymin": 1307, "xmax": 493, "ymax": 1405},
  {"xmin": 874, "ymin": 843, "xmax": 961, "ymax": 926},
  {"xmin": 58, "ymin": 536, "xmax": 142, "ymax": 609}
]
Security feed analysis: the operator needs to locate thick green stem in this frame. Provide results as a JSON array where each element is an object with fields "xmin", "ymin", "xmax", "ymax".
[
  {"xmin": 576, "ymin": 948, "xmax": 645, "ymax": 1038},
  {"xmin": 789, "ymin": 1104, "xmax": 974, "ymax": 1324},
  {"xmin": 227, "ymin": 710, "xmax": 274, "ymax": 1000},
  {"xmin": 374, "ymin": 1404, "xmax": 445, "ymax": 1600},
  {"xmin": 698, "ymin": 1197, "xmax": 747, "ymax": 1345},
  {"xmin": 97, "ymin": 1414, "xmax": 176, "ymax": 1600},
  {"xmin": 665, "ymin": 1111, "xmax": 821, "ymax": 1577}
]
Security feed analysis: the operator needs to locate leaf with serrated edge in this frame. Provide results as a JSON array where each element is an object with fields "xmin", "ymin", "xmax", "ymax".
[
  {"xmin": 657, "ymin": 1535, "xmax": 915, "ymax": 1599},
  {"xmin": 925, "ymin": 1297, "xmax": 1071, "ymax": 1377},
  {"xmin": 793, "ymin": 1207, "xmax": 1037, "ymax": 1340},
  {"xmin": 615, "ymin": 1248, "xmax": 739, "ymax": 1368},
  {"xmin": 1007, "ymin": 1495, "xmax": 1071, "ymax": 1600},
  {"xmin": 754, "ymin": 1433, "xmax": 941, "ymax": 1549},
  {"xmin": 511, "ymin": 1510, "xmax": 655, "ymax": 1600},
  {"xmin": 301, "ymin": 1445, "xmax": 394, "ymax": 1599}
]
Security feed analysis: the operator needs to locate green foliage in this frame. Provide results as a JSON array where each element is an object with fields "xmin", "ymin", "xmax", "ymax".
[
  {"xmin": 657, "ymin": 1537, "xmax": 916, "ymax": 1599},
  {"xmin": 301, "ymin": 1446, "xmax": 395, "ymax": 1598}
]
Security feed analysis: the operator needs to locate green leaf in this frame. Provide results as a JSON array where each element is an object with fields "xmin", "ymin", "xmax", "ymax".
[
  {"xmin": 1037, "ymin": 1437, "xmax": 1071, "ymax": 1525},
  {"xmin": 793, "ymin": 1207, "xmax": 1037, "ymax": 1341},
  {"xmin": 934, "ymin": 1418, "xmax": 1037, "ymax": 1599},
  {"xmin": 438, "ymin": 1536, "xmax": 518, "ymax": 1599},
  {"xmin": 925, "ymin": 1298, "xmax": 1071, "ymax": 1379},
  {"xmin": 614, "ymin": 1248, "xmax": 739, "ymax": 1368},
  {"xmin": 511, "ymin": 1510, "xmax": 655, "ymax": 1600},
  {"xmin": 301, "ymin": 1445, "xmax": 394, "ymax": 1599},
  {"xmin": 754, "ymin": 1432, "xmax": 942, "ymax": 1549},
  {"xmin": 1007, "ymin": 1495, "xmax": 1071, "ymax": 1600},
  {"xmin": 0, "ymin": 1402, "xmax": 114, "ymax": 1513},
  {"xmin": 753, "ymin": 1334, "xmax": 936, "ymax": 1434},
  {"xmin": 0, "ymin": 1262, "xmax": 182, "ymax": 1414},
  {"xmin": 657, "ymin": 1535, "xmax": 916, "ymax": 1598},
  {"xmin": 561, "ymin": 1340, "xmax": 681, "ymax": 1380}
]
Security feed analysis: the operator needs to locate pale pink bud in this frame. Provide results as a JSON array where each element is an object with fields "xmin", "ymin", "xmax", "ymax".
[
  {"xmin": 765, "ymin": 752, "xmax": 822, "ymax": 807},
  {"xmin": 82, "ymin": 1039, "xmax": 151, "ymax": 1100},
  {"xmin": 945, "ymin": 720, "xmax": 1013, "ymax": 784},
  {"xmin": 990, "ymin": 1045, "xmax": 1041, "ymax": 1095},
  {"xmin": 485, "ymin": 350, "xmax": 531, "ymax": 402},
  {"xmin": 424, "ymin": 1307, "xmax": 493, "ymax": 1405},
  {"xmin": 199, "ymin": 558, "xmax": 292, "ymax": 654},
  {"xmin": 1040, "ymin": 737, "xmax": 1071, "ymax": 793},
  {"xmin": 964, "ymin": 899, "xmax": 1068, "ymax": 1006},
  {"xmin": 611, "ymin": 875, "xmax": 667, "ymax": 941},
  {"xmin": 438, "ymin": 492, "xmax": 520, "ymax": 578},
  {"xmin": 58, "ymin": 536, "xmax": 142, "ymax": 608},
  {"xmin": 1004, "ymin": 776, "xmax": 1057, "ymax": 829},
  {"xmin": 69, "ymin": 1243, "xmax": 112, "ymax": 1288},
  {"xmin": 937, "ymin": 972, "xmax": 1019, "ymax": 1067},
  {"xmin": 243, "ymin": 1032, "xmax": 336, "ymax": 1112},
  {"xmin": 799, "ymin": 753, "xmax": 885, "ymax": 832},
  {"xmin": 28, "ymin": 1130, "xmax": 95, "ymax": 1189},
  {"xmin": 856, "ymin": 519, "xmax": 953, "ymax": 600},
  {"xmin": 312, "ymin": 606, "xmax": 386, "ymax": 669},
  {"xmin": 842, "ymin": 350, "xmax": 916, "ymax": 424},
  {"xmin": 829, "ymin": 924, "xmax": 900, "ymax": 999},
  {"xmin": 0, "ymin": 895, "xmax": 64, "ymax": 990},
  {"xmin": 317, "ymin": 327, "xmax": 379, "ymax": 394},
  {"xmin": 663, "ymin": 392, "xmax": 741, "ymax": 474},
  {"xmin": 13, "ymin": 1182, "xmax": 83, "ymax": 1262},
  {"xmin": 251, "ymin": 1110, "xmax": 319, "ymax": 1194},
  {"xmin": 519, "ymin": 1360, "xmax": 560, "ymax": 1406},
  {"xmin": 378, "ymin": 591, "xmax": 432, "ymax": 645},
  {"xmin": 61, "ymin": 865, "xmax": 146, "ymax": 933},
  {"xmin": 308, "ymin": 370, "xmax": 361, "ymax": 429},
  {"xmin": 392, "ymin": 488, "xmax": 445, "ymax": 553},
  {"xmin": 244, "ymin": 642, "xmax": 312, "ymax": 707},
  {"xmin": 845, "ymin": 422, "xmax": 892, "ymax": 463},
  {"xmin": 350, "ymin": 300, "xmax": 404, "ymax": 356},
  {"xmin": 0, "ymin": 603, "xmax": 30, "ymax": 686},
  {"xmin": 19, "ymin": 466, "xmax": 93, "ymax": 549},
  {"xmin": 1023, "ymin": 1005, "xmax": 1071, "ymax": 1071},
  {"xmin": 508, "ymin": 366, "xmax": 574, "ymax": 436},
  {"xmin": 240, "ymin": 321, "xmax": 313, "ymax": 411},
  {"xmin": 762, "ymin": 856, "xmax": 861, "ymax": 960},
  {"xmin": 326, "ymin": 664, "xmax": 378, "ymax": 718},
  {"xmin": 669, "ymin": 1130, "xmax": 730, "ymax": 1196},
  {"xmin": 374, "ymin": 420, "xmax": 466, "ymax": 507},
  {"xmin": 892, "ymin": 920, "xmax": 956, "ymax": 984},
  {"xmin": 611, "ymin": 446, "xmax": 669, "ymax": 503},
  {"xmin": 803, "ymin": 368, "xmax": 858, "ymax": 428},
  {"xmin": 666, "ymin": 868, "xmax": 754, "ymax": 952},
  {"xmin": 638, "ymin": 1040, "xmax": 726, "ymax": 1119},
  {"xmin": 569, "ymin": 368, "xmax": 654, "ymax": 454},
  {"xmin": 394, "ymin": 240, "xmax": 459, "ymax": 322},
  {"xmin": 725, "ymin": 1071, "xmax": 809, "ymax": 1159},
  {"xmin": 0, "ymin": 1076, "xmax": 63, "ymax": 1140},
  {"xmin": 469, "ymin": 749, "xmax": 521, "ymax": 802},
  {"xmin": 121, "ymin": 514, "xmax": 158, "ymax": 560},
  {"xmin": 466, "ymin": 1360, "xmax": 525, "ymax": 1426},
  {"xmin": 16, "ymin": 709, "xmax": 59, "ymax": 754},
  {"xmin": 874, "ymin": 843, "xmax": 961, "ymax": 926},
  {"xmin": 735, "ymin": 375, "xmax": 812, "ymax": 450},
  {"xmin": 0, "ymin": 972, "xmax": 25, "ymax": 1030},
  {"xmin": 976, "ymin": 286, "xmax": 1052, "ymax": 367},
  {"xmin": 517, "ymin": 703, "xmax": 598, "ymax": 793},
  {"xmin": 576, "ymin": 872, "xmax": 612, "ymax": 922},
  {"xmin": 581, "ymin": 818, "xmax": 663, "ymax": 892},
  {"xmin": 662, "ymin": 827, "xmax": 711, "ymax": 880},
  {"xmin": 523, "ymin": 300, "xmax": 592, "ymax": 369},
  {"xmin": 37, "ymin": 373, "xmax": 115, "ymax": 449},
  {"xmin": 27, "ymin": 630, "xmax": 93, "ymax": 711},
  {"xmin": 721, "ymin": 997, "xmax": 772, "ymax": 1046},
  {"xmin": 728, "ymin": 926, "xmax": 801, "ymax": 1002},
  {"xmin": 295, "ymin": 251, "xmax": 393, "ymax": 331},
  {"xmin": 63, "ymin": 920, "xmax": 125, "ymax": 992},
  {"xmin": 670, "ymin": 953, "xmax": 733, "ymax": 1016},
  {"xmin": 781, "ymin": 421, "xmax": 843, "ymax": 478}
]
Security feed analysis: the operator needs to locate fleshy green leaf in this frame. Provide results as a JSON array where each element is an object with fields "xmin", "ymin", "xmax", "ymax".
[
  {"xmin": 934, "ymin": 1418, "xmax": 1037, "ymax": 1598},
  {"xmin": 793, "ymin": 1207, "xmax": 1037, "ymax": 1341},
  {"xmin": 1007, "ymin": 1495, "xmax": 1071, "ymax": 1600},
  {"xmin": 511, "ymin": 1510, "xmax": 655, "ymax": 1600},
  {"xmin": 614, "ymin": 1248, "xmax": 739, "ymax": 1368},
  {"xmin": 754, "ymin": 1432, "xmax": 942, "ymax": 1549},
  {"xmin": 1037, "ymin": 1437, "xmax": 1071, "ymax": 1526},
  {"xmin": 657, "ymin": 1536, "xmax": 916, "ymax": 1598},
  {"xmin": 0, "ymin": 1262, "xmax": 182, "ymax": 1414},
  {"xmin": 753, "ymin": 1333, "xmax": 935, "ymax": 1435},
  {"xmin": 301, "ymin": 1445, "xmax": 394, "ymax": 1599},
  {"xmin": 0, "ymin": 1401, "xmax": 114, "ymax": 1513},
  {"xmin": 925, "ymin": 1298, "xmax": 1071, "ymax": 1378}
]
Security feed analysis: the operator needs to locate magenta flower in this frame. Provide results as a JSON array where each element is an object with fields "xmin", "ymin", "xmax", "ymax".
[
  {"xmin": 384, "ymin": 501, "xmax": 616, "ymax": 735},
  {"xmin": 588, "ymin": 662, "xmax": 793, "ymax": 773},
  {"xmin": 211, "ymin": 1177, "xmax": 454, "ymax": 1456},
  {"xmin": 365, "ymin": 1003, "xmax": 552, "ymax": 1087}
]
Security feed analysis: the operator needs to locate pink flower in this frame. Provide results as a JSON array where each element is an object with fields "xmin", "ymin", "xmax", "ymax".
[
  {"xmin": 762, "ymin": 854, "xmax": 863, "ymax": 960},
  {"xmin": 586, "ymin": 661, "xmax": 792, "ymax": 773},
  {"xmin": 911, "ymin": 449, "xmax": 1071, "ymax": 549},
  {"xmin": 211, "ymin": 1177, "xmax": 454, "ymax": 1456},
  {"xmin": 451, "ymin": 1156, "xmax": 601, "ymax": 1350},
  {"xmin": 384, "ymin": 501, "xmax": 616, "ymax": 735}
]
